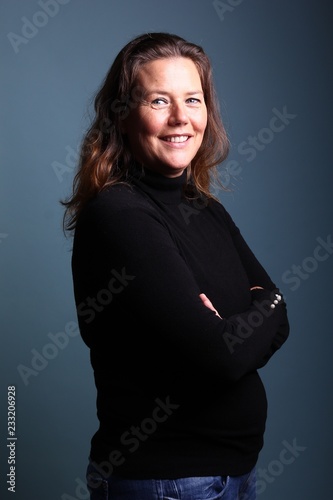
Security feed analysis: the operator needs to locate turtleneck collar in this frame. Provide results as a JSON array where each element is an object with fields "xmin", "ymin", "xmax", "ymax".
[{"xmin": 130, "ymin": 163, "xmax": 188, "ymax": 205}]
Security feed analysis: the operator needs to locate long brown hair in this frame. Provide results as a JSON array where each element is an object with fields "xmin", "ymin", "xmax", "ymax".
[{"xmin": 62, "ymin": 32, "xmax": 229, "ymax": 232}]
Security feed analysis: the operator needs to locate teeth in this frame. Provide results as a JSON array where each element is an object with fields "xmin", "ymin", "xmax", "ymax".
[{"xmin": 164, "ymin": 136, "xmax": 189, "ymax": 143}]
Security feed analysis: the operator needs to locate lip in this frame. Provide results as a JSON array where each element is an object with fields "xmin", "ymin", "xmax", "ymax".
[{"xmin": 160, "ymin": 134, "xmax": 193, "ymax": 146}]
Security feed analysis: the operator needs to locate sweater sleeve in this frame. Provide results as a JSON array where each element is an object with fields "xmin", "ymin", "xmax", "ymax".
[
  {"xmin": 219, "ymin": 205, "xmax": 290, "ymax": 369},
  {"xmin": 74, "ymin": 193, "xmax": 289, "ymax": 383}
]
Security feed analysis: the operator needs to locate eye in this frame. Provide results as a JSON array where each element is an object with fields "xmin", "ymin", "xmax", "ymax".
[
  {"xmin": 151, "ymin": 98, "xmax": 169, "ymax": 107},
  {"xmin": 186, "ymin": 97, "xmax": 201, "ymax": 104}
]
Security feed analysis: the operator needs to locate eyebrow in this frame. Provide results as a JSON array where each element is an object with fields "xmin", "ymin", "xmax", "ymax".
[{"xmin": 145, "ymin": 90, "xmax": 204, "ymax": 96}]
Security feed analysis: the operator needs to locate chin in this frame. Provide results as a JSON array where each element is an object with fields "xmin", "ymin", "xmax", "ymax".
[{"xmin": 166, "ymin": 159, "xmax": 192, "ymax": 171}]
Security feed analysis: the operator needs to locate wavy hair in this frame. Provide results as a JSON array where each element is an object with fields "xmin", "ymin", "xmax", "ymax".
[{"xmin": 62, "ymin": 32, "xmax": 230, "ymax": 231}]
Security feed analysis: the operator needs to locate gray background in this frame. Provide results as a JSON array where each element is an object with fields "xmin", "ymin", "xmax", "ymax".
[{"xmin": 1, "ymin": 0, "xmax": 332, "ymax": 499}]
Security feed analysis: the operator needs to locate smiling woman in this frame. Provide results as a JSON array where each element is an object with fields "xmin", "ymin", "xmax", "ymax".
[
  {"xmin": 61, "ymin": 32, "xmax": 289, "ymax": 500},
  {"xmin": 61, "ymin": 32, "xmax": 229, "ymax": 229},
  {"xmin": 120, "ymin": 57, "xmax": 207, "ymax": 177}
]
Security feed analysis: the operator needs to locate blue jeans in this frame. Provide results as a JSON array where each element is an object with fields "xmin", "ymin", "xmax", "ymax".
[{"xmin": 86, "ymin": 463, "xmax": 257, "ymax": 499}]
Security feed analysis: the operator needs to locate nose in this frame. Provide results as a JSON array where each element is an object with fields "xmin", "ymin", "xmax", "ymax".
[{"xmin": 168, "ymin": 101, "xmax": 189, "ymax": 126}]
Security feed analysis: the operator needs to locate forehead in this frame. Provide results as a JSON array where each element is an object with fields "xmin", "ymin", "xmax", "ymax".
[{"xmin": 135, "ymin": 57, "xmax": 202, "ymax": 90}]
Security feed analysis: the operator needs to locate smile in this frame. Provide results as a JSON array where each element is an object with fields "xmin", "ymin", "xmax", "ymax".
[{"xmin": 162, "ymin": 135, "xmax": 190, "ymax": 143}]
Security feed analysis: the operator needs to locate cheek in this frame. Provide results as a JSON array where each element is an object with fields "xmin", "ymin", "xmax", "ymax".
[
  {"xmin": 193, "ymin": 110, "xmax": 208, "ymax": 134},
  {"xmin": 140, "ymin": 106, "xmax": 170, "ymax": 135},
  {"xmin": 201, "ymin": 110, "xmax": 208, "ymax": 132},
  {"xmin": 143, "ymin": 120, "xmax": 164, "ymax": 139}
]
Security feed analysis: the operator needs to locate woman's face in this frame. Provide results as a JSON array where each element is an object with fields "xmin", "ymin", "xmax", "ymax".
[{"xmin": 121, "ymin": 57, "xmax": 208, "ymax": 177}]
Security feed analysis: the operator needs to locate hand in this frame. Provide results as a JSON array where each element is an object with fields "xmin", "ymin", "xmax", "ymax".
[{"xmin": 199, "ymin": 293, "xmax": 222, "ymax": 319}]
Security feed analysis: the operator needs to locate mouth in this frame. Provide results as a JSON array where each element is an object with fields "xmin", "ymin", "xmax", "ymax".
[{"xmin": 161, "ymin": 135, "xmax": 191, "ymax": 143}]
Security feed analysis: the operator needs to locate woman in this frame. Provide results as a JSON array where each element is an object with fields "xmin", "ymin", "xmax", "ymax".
[{"xmin": 62, "ymin": 32, "xmax": 289, "ymax": 500}]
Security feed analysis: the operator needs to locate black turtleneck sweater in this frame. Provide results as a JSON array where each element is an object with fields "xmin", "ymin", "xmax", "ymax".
[{"xmin": 71, "ymin": 165, "xmax": 289, "ymax": 478}]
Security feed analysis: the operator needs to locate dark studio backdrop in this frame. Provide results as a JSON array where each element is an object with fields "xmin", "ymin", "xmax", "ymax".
[{"xmin": 1, "ymin": 1, "xmax": 332, "ymax": 499}]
